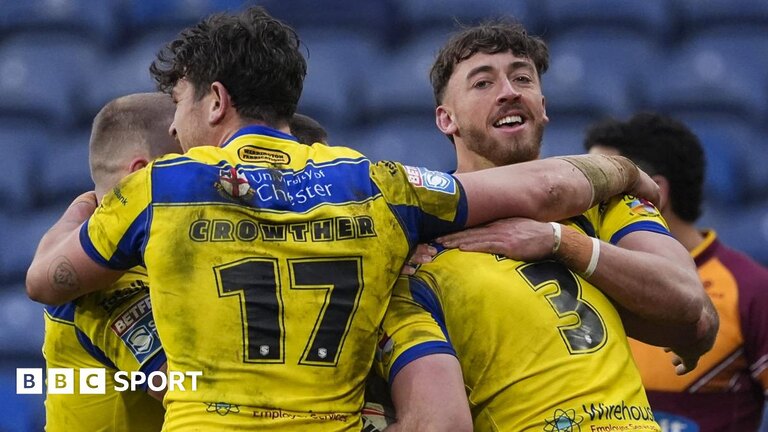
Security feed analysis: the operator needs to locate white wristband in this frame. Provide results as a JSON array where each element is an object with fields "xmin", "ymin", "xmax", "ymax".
[
  {"xmin": 582, "ymin": 237, "xmax": 601, "ymax": 278},
  {"xmin": 549, "ymin": 222, "xmax": 562, "ymax": 254}
]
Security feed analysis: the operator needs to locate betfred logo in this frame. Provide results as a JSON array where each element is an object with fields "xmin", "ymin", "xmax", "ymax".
[{"xmin": 111, "ymin": 296, "xmax": 151, "ymax": 336}]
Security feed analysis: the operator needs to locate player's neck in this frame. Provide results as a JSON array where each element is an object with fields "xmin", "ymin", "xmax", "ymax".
[{"xmin": 665, "ymin": 213, "xmax": 705, "ymax": 253}]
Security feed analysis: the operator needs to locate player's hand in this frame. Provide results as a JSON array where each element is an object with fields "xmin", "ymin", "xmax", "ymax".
[
  {"xmin": 628, "ymin": 168, "xmax": 662, "ymax": 207},
  {"xmin": 665, "ymin": 347, "xmax": 700, "ymax": 376},
  {"xmin": 437, "ymin": 217, "xmax": 554, "ymax": 261},
  {"xmin": 401, "ymin": 244, "xmax": 437, "ymax": 275}
]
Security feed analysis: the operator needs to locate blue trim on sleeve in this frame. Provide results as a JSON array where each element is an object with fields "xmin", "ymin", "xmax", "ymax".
[
  {"xmin": 75, "ymin": 327, "xmax": 118, "ymax": 370},
  {"xmin": 79, "ymin": 209, "xmax": 149, "ymax": 271},
  {"xmin": 80, "ymin": 220, "xmax": 110, "ymax": 267},
  {"xmin": 610, "ymin": 221, "xmax": 672, "ymax": 245},
  {"xmin": 388, "ymin": 341, "xmax": 456, "ymax": 384},
  {"xmin": 136, "ymin": 350, "xmax": 168, "ymax": 391},
  {"xmin": 386, "ymin": 203, "xmax": 420, "ymax": 250},
  {"xmin": 222, "ymin": 125, "xmax": 298, "ymax": 147},
  {"xmin": 45, "ymin": 302, "xmax": 76, "ymax": 322},
  {"xmin": 409, "ymin": 278, "xmax": 451, "ymax": 342},
  {"xmin": 453, "ymin": 177, "xmax": 468, "ymax": 228}
]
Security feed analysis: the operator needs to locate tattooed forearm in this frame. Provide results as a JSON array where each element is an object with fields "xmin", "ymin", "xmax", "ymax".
[{"xmin": 49, "ymin": 256, "xmax": 81, "ymax": 293}]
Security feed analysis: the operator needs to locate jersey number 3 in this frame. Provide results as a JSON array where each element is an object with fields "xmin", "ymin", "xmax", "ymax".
[
  {"xmin": 215, "ymin": 257, "xmax": 363, "ymax": 366},
  {"xmin": 518, "ymin": 261, "xmax": 607, "ymax": 354}
]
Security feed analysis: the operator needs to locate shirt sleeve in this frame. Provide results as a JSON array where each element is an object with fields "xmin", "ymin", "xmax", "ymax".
[
  {"xmin": 375, "ymin": 275, "xmax": 455, "ymax": 385},
  {"xmin": 740, "ymin": 261, "xmax": 768, "ymax": 393},
  {"xmin": 80, "ymin": 166, "xmax": 153, "ymax": 270},
  {"xmin": 596, "ymin": 194, "xmax": 671, "ymax": 244},
  {"xmin": 76, "ymin": 271, "xmax": 166, "ymax": 390},
  {"xmin": 370, "ymin": 161, "xmax": 468, "ymax": 247}
]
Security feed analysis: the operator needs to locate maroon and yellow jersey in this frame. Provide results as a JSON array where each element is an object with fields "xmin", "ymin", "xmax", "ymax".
[{"xmin": 630, "ymin": 230, "xmax": 768, "ymax": 432}]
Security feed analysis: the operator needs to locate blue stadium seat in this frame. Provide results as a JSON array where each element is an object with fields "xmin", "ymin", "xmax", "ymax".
[
  {"xmin": 0, "ymin": 125, "xmax": 50, "ymax": 211},
  {"xmin": 123, "ymin": 0, "xmax": 243, "ymax": 36},
  {"xmin": 393, "ymin": 0, "xmax": 538, "ymax": 42},
  {"xmin": 0, "ymin": 35, "xmax": 97, "ymax": 128},
  {"xmin": 643, "ymin": 41, "xmax": 768, "ymax": 126},
  {"xmin": 0, "ymin": 206, "xmax": 65, "ymax": 283},
  {"xmin": 541, "ymin": 0, "xmax": 673, "ymax": 42},
  {"xmin": 676, "ymin": 0, "xmax": 768, "ymax": 36},
  {"xmin": 38, "ymin": 130, "xmax": 92, "ymax": 208},
  {"xmin": 297, "ymin": 30, "xmax": 381, "ymax": 129},
  {"xmin": 674, "ymin": 114, "xmax": 756, "ymax": 205},
  {"xmin": 0, "ymin": 358, "xmax": 46, "ymax": 432},
  {"xmin": 545, "ymin": 31, "xmax": 645, "ymax": 121},
  {"xmin": 351, "ymin": 116, "xmax": 455, "ymax": 171},
  {"xmin": 706, "ymin": 202, "xmax": 768, "ymax": 266},
  {"xmin": 540, "ymin": 117, "xmax": 591, "ymax": 158},
  {"xmin": 263, "ymin": 0, "xmax": 396, "ymax": 44},
  {"xmin": 0, "ymin": 0, "xmax": 120, "ymax": 47},
  {"xmin": 83, "ymin": 31, "xmax": 177, "ymax": 120},
  {"xmin": 679, "ymin": 28, "xmax": 768, "ymax": 82},
  {"xmin": 363, "ymin": 31, "xmax": 445, "ymax": 123},
  {"xmin": 0, "ymin": 288, "xmax": 45, "ymax": 357}
]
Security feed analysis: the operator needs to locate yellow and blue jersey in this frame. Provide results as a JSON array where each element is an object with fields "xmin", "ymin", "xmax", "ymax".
[
  {"xmin": 43, "ymin": 269, "xmax": 165, "ymax": 431},
  {"xmin": 376, "ymin": 195, "xmax": 669, "ymax": 431},
  {"xmin": 79, "ymin": 126, "xmax": 467, "ymax": 431}
]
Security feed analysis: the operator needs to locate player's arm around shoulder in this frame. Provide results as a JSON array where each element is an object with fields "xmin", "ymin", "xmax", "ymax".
[
  {"xmin": 386, "ymin": 354, "xmax": 471, "ymax": 432},
  {"xmin": 27, "ymin": 192, "xmax": 123, "ymax": 305},
  {"xmin": 376, "ymin": 277, "xmax": 471, "ymax": 432}
]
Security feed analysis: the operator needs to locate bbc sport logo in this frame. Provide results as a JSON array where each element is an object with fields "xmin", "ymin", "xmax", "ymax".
[{"xmin": 16, "ymin": 368, "xmax": 202, "ymax": 394}]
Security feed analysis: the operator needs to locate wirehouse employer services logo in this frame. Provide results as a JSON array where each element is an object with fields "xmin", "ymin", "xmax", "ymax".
[{"xmin": 16, "ymin": 368, "xmax": 202, "ymax": 394}]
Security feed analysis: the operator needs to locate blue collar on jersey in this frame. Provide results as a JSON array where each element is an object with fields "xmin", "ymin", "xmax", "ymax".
[{"xmin": 222, "ymin": 125, "xmax": 299, "ymax": 148}]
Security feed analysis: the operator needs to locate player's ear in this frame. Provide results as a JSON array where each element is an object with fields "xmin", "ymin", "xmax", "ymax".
[
  {"xmin": 129, "ymin": 158, "xmax": 150, "ymax": 174},
  {"xmin": 436, "ymin": 106, "xmax": 458, "ymax": 136},
  {"xmin": 209, "ymin": 81, "xmax": 231, "ymax": 125},
  {"xmin": 541, "ymin": 96, "xmax": 549, "ymax": 124}
]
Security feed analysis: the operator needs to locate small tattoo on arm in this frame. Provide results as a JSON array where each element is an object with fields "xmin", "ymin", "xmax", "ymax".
[{"xmin": 49, "ymin": 257, "xmax": 80, "ymax": 292}]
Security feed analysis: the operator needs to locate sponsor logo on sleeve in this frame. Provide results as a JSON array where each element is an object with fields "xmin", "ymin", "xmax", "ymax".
[
  {"xmin": 625, "ymin": 196, "xmax": 660, "ymax": 217},
  {"xmin": 404, "ymin": 166, "xmax": 456, "ymax": 194},
  {"xmin": 110, "ymin": 295, "xmax": 162, "ymax": 364}
]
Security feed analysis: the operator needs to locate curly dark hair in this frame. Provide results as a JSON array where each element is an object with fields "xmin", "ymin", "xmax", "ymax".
[
  {"xmin": 430, "ymin": 20, "xmax": 549, "ymax": 106},
  {"xmin": 583, "ymin": 113, "xmax": 706, "ymax": 222},
  {"xmin": 150, "ymin": 6, "xmax": 306, "ymax": 126}
]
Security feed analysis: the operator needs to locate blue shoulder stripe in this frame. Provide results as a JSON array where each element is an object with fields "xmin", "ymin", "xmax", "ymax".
[
  {"xmin": 80, "ymin": 210, "xmax": 149, "ymax": 270},
  {"xmin": 222, "ymin": 125, "xmax": 298, "ymax": 147},
  {"xmin": 75, "ymin": 327, "xmax": 118, "ymax": 370},
  {"xmin": 388, "ymin": 341, "xmax": 456, "ymax": 385},
  {"xmin": 45, "ymin": 303, "xmax": 76, "ymax": 322},
  {"xmin": 387, "ymin": 276, "xmax": 457, "ymax": 383},
  {"xmin": 151, "ymin": 157, "xmax": 382, "ymax": 213},
  {"xmin": 610, "ymin": 221, "xmax": 672, "ymax": 245},
  {"xmin": 386, "ymin": 180, "xmax": 468, "ymax": 249}
]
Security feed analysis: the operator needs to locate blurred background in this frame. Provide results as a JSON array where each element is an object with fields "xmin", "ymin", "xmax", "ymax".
[{"xmin": 1, "ymin": 0, "xmax": 767, "ymax": 429}]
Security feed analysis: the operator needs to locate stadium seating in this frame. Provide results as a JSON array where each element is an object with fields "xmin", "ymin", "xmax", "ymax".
[
  {"xmin": 541, "ymin": 0, "xmax": 674, "ymax": 42},
  {"xmin": 0, "ymin": 34, "xmax": 97, "ymax": 129},
  {"xmin": 363, "ymin": 31, "xmax": 445, "ymax": 124},
  {"xmin": 0, "ymin": 206, "xmax": 65, "ymax": 283},
  {"xmin": 0, "ymin": 124, "xmax": 50, "ymax": 211},
  {"xmin": 38, "ymin": 130, "xmax": 92, "ymax": 208},
  {"xmin": 642, "ymin": 40, "xmax": 768, "ymax": 126},
  {"xmin": 0, "ymin": 0, "xmax": 120, "ymax": 47},
  {"xmin": 392, "ymin": 0, "xmax": 538, "ymax": 42},
  {"xmin": 351, "ymin": 116, "xmax": 455, "ymax": 171},
  {"xmin": 83, "ymin": 31, "xmax": 178, "ymax": 121},
  {"xmin": 675, "ymin": 0, "xmax": 768, "ymax": 36},
  {"xmin": 540, "ymin": 116, "xmax": 591, "ymax": 158},
  {"xmin": 123, "ymin": 0, "xmax": 244, "ymax": 37},
  {"xmin": 545, "ymin": 30, "xmax": 649, "ymax": 121},
  {"xmin": 297, "ymin": 30, "xmax": 381, "ymax": 129}
]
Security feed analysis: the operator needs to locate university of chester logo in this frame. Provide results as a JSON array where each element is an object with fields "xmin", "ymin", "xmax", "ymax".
[
  {"xmin": 215, "ymin": 166, "xmax": 255, "ymax": 202},
  {"xmin": 543, "ymin": 408, "xmax": 584, "ymax": 431}
]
